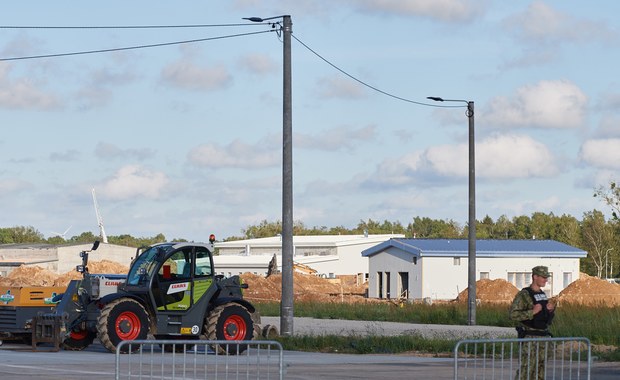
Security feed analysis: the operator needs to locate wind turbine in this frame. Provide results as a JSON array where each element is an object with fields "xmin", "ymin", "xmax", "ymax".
[
  {"xmin": 92, "ymin": 188, "xmax": 109, "ymax": 244},
  {"xmin": 51, "ymin": 225, "xmax": 72, "ymax": 240}
]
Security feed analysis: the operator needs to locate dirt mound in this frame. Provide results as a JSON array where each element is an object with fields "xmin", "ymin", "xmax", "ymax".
[
  {"xmin": 241, "ymin": 272, "xmax": 368, "ymax": 303},
  {"xmin": 0, "ymin": 261, "xmax": 129, "ymax": 288},
  {"xmin": 558, "ymin": 273, "xmax": 620, "ymax": 306},
  {"xmin": 456, "ymin": 278, "xmax": 519, "ymax": 304},
  {"xmin": 0, "ymin": 265, "xmax": 58, "ymax": 287}
]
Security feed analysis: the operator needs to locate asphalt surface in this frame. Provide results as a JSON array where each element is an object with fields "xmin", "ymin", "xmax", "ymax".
[{"xmin": 1, "ymin": 318, "xmax": 619, "ymax": 379}]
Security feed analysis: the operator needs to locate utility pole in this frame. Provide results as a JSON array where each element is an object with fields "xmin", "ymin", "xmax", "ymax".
[
  {"xmin": 243, "ymin": 14, "xmax": 294, "ymax": 336},
  {"xmin": 280, "ymin": 15, "xmax": 294, "ymax": 336}
]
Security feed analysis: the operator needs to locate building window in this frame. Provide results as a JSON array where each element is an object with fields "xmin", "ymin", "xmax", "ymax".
[
  {"xmin": 508, "ymin": 272, "xmax": 530, "ymax": 289},
  {"xmin": 453, "ymin": 257, "xmax": 461, "ymax": 266},
  {"xmin": 563, "ymin": 272, "xmax": 572, "ymax": 288},
  {"xmin": 480, "ymin": 272, "xmax": 489, "ymax": 280}
]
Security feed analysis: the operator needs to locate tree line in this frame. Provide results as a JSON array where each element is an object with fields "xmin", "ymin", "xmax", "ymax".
[{"xmin": 2, "ymin": 182, "xmax": 618, "ymax": 278}]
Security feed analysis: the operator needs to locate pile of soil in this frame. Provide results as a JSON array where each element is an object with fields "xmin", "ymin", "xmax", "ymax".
[
  {"xmin": 456, "ymin": 278, "xmax": 519, "ymax": 304},
  {"xmin": 240, "ymin": 272, "xmax": 369, "ymax": 303},
  {"xmin": 557, "ymin": 273, "xmax": 620, "ymax": 306},
  {"xmin": 0, "ymin": 261, "xmax": 129, "ymax": 288},
  {"xmin": 0, "ymin": 266, "xmax": 59, "ymax": 287}
]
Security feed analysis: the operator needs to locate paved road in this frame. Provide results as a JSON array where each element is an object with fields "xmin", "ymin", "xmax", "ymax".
[{"xmin": 1, "ymin": 318, "xmax": 619, "ymax": 379}]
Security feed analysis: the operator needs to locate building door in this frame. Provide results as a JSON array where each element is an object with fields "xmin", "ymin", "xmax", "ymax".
[
  {"xmin": 385, "ymin": 272, "xmax": 391, "ymax": 299},
  {"xmin": 377, "ymin": 271, "xmax": 383, "ymax": 298},
  {"xmin": 398, "ymin": 272, "xmax": 409, "ymax": 299}
]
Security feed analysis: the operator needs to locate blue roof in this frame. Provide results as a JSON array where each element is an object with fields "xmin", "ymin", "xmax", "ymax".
[{"xmin": 361, "ymin": 239, "xmax": 587, "ymax": 258}]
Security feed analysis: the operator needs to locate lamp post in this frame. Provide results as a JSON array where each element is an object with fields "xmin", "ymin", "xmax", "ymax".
[
  {"xmin": 245, "ymin": 15, "xmax": 294, "ymax": 335},
  {"xmin": 427, "ymin": 96, "xmax": 476, "ymax": 325}
]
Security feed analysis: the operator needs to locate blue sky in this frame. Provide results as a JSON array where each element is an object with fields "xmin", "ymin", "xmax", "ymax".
[{"xmin": 1, "ymin": 1, "xmax": 619, "ymax": 241}]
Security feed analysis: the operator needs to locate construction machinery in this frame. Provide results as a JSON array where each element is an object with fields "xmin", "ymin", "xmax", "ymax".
[{"xmin": 1, "ymin": 237, "xmax": 259, "ymax": 353}]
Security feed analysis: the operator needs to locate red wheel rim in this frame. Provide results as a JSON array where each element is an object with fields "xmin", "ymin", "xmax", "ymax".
[
  {"xmin": 115, "ymin": 311, "xmax": 142, "ymax": 340},
  {"xmin": 222, "ymin": 315, "xmax": 247, "ymax": 340},
  {"xmin": 70, "ymin": 329, "xmax": 88, "ymax": 340}
]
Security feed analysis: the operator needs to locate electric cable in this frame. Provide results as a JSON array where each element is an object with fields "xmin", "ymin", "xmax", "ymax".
[
  {"xmin": 292, "ymin": 34, "xmax": 464, "ymax": 109},
  {"xmin": 0, "ymin": 29, "xmax": 274, "ymax": 62}
]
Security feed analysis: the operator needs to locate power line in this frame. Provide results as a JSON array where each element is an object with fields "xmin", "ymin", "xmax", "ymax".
[
  {"xmin": 292, "ymin": 34, "xmax": 463, "ymax": 109},
  {"xmin": 0, "ymin": 29, "xmax": 274, "ymax": 62},
  {"xmin": 0, "ymin": 23, "xmax": 265, "ymax": 29}
]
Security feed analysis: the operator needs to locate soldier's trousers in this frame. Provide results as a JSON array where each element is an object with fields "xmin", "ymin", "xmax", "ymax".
[{"xmin": 516, "ymin": 336, "xmax": 549, "ymax": 380}]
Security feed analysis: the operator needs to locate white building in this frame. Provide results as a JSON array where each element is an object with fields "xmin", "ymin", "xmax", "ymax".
[
  {"xmin": 214, "ymin": 234, "xmax": 404, "ymax": 279},
  {"xmin": 362, "ymin": 239, "xmax": 587, "ymax": 300},
  {"xmin": 0, "ymin": 243, "xmax": 135, "ymax": 277}
]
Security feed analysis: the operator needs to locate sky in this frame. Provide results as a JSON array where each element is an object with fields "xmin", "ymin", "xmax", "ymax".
[{"xmin": 1, "ymin": 1, "xmax": 619, "ymax": 242}]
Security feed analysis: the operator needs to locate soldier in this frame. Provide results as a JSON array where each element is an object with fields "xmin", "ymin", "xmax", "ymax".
[{"xmin": 509, "ymin": 265, "xmax": 556, "ymax": 380}]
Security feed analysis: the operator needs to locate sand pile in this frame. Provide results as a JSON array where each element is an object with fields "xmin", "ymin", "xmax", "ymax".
[
  {"xmin": 240, "ymin": 272, "xmax": 368, "ymax": 303},
  {"xmin": 456, "ymin": 278, "xmax": 519, "ymax": 304},
  {"xmin": 0, "ymin": 265, "xmax": 58, "ymax": 287},
  {"xmin": 557, "ymin": 273, "xmax": 620, "ymax": 306},
  {"xmin": 0, "ymin": 261, "xmax": 129, "ymax": 288}
]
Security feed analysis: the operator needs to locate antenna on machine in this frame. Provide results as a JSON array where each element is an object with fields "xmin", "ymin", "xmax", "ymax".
[{"xmin": 92, "ymin": 188, "xmax": 109, "ymax": 244}]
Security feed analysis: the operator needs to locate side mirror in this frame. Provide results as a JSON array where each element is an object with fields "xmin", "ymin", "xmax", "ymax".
[{"xmin": 92, "ymin": 240, "xmax": 100, "ymax": 251}]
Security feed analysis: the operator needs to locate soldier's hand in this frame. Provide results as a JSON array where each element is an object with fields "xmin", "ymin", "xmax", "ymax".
[
  {"xmin": 547, "ymin": 302, "xmax": 555, "ymax": 312},
  {"xmin": 532, "ymin": 303, "xmax": 543, "ymax": 314}
]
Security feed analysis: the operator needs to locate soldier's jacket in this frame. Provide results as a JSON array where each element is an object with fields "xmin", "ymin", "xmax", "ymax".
[{"xmin": 509, "ymin": 288, "xmax": 554, "ymax": 331}]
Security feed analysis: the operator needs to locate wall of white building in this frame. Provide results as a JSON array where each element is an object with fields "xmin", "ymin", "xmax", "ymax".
[
  {"xmin": 56, "ymin": 243, "xmax": 135, "ymax": 274},
  {"xmin": 368, "ymin": 251, "xmax": 582, "ymax": 301}
]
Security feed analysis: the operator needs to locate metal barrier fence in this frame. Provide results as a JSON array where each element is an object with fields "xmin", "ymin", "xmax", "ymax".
[
  {"xmin": 115, "ymin": 340, "xmax": 283, "ymax": 380},
  {"xmin": 454, "ymin": 337, "xmax": 591, "ymax": 380}
]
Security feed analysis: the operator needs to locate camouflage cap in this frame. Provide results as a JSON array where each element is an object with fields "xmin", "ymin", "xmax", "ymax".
[{"xmin": 532, "ymin": 265, "xmax": 550, "ymax": 278}]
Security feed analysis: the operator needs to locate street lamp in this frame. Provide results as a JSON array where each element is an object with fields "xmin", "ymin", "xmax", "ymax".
[
  {"xmin": 245, "ymin": 15, "xmax": 294, "ymax": 336},
  {"xmin": 427, "ymin": 96, "xmax": 476, "ymax": 326}
]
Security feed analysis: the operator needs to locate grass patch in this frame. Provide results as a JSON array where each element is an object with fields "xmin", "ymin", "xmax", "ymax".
[{"xmin": 256, "ymin": 301, "xmax": 620, "ymax": 358}]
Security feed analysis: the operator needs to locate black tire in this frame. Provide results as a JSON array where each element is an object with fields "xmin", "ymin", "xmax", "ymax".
[
  {"xmin": 159, "ymin": 336, "xmax": 198, "ymax": 353},
  {"xmin": 251, "ymin": 310, "xmax": 262, "ymax": 340},
  {"xmin": 97, "ymin": 298, "xmax": 150, "ymax": 353},
  {"xmin": 62, "ymin": 329, "xmax": 96, "ymax": 351},
  {"xmin": 205, "ymin": 304, "xmax": 254, "ymax": 355}
]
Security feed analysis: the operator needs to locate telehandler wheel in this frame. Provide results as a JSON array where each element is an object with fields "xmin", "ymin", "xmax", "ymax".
[
  {"xmin": 205, "ymin": 303, "xmax": 253, "ymax": 355},
  {"xmin": 98, "ymin": 298, "xmax": 150, "ymax": 353},
  {"xmin": 62, "ymin": 329, "xmax": 96, "ymax": 351},
  {"xmin": 159, "ymin": 336, "xmax": 198, "ymax": 353}
]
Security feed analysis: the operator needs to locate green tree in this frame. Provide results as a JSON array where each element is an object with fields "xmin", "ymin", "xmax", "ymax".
[
  {"xmin": 0, "ymin": 226, "xmax": 45, "ymax": 243},
  {"xmin": 580, "ymin": 210, "xmax": 615, "ymax": 277},
  {"xmin": 408, "ymin": 217, "xmax": 462, "ymax": 238},
  {"xmin": 594, "ymin": 181, "xmax": 620, "ymax": 220},
  {"xmin": 511, "ymin": 215, "xmax": 532, "ymax": 239}
]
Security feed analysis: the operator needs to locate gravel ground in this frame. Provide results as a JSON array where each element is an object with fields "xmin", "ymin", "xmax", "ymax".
[{"xmin": 261, "ymin": 316, "xmax": 516, "ymax": 340}]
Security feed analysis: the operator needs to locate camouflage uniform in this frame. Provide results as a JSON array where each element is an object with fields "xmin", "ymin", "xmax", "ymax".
[{"xmin": 509, "ymin": 266, "xmax": 554, "ymax": 380}]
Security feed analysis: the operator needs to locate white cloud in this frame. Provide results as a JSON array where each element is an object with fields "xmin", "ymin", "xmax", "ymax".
[
  {"xmin": 477, "ymin": 134, "xmax": 559, "ymax": 178},
  {"xmin": 95, "ymin": 142, "xmax": 155, "ymax": 161},
  {"xmin": 366, "ymin": 133, "xmax": 557, "ymax": 188},
  {"xmin": 238, "ymin": 54, "xmax": 277, "ymax": 75},
  {"xmin": 160, "ymin": 59, "xmax": 231, "ymax": 91},
  {"xmin": 507, "ymin": 1, "xmax": 616, "ymax": 45},
  {"xmin": 188, "ymin": 139, "xmax": 279, "ymax": 169},
  {"xmin": 0, "ymin": 63, "xmax": 62, "ymax": 110},
  {"xmin": 354, "ymin": 0, "xmax": 484, "ymax": 23},
  {"xmin": 101, "ymin": 165, "xmax": 169, "ymax": 200},
  {"xmin": 484, "ymin": 80, "xmax": 587, "ymax": 129},
  {"xmin": 0, "ymin": 178, "xmax": 32, "ymax": 195},
  {"xmin": 580, "ymin": 138, "xmax": 620, "ymax": 170},
  {"xmin": 296, "ymin": 125, "xmax": 376, "ymax": 151},
  {"xmin": 50, "ymin": 150, "xmax": 80, "ymax": 162},
  {"xmin": 317, "ymin": 76, "xmax": 366, "ymax": 99}
]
